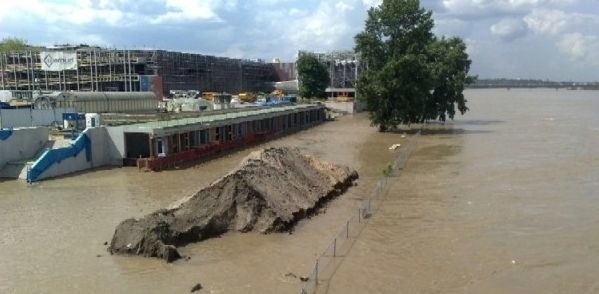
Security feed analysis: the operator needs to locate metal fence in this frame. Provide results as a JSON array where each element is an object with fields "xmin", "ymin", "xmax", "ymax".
[{"xmin": 300, "ymin": 131, "xmax": 420, "ymax": 294}]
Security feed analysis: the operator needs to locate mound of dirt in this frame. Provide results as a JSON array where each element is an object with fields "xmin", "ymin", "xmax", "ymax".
[{"xmin": 108, "ymin": 147, "xmax": 358, "ymax": 262}]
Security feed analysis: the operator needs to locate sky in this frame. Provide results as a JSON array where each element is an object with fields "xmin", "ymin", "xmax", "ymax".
[{"xmin": 1, "ymin": 0, "xmax": 598, "ymax": 81}]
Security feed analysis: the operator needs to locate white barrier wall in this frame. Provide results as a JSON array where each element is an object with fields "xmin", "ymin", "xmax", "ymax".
[
  {"xmin": 105, "ymin": 126, "xmax": 126, "ymax": 161},
  {"xmin": 0, "ymin": 108, "xmax": 76, "ymax": 128},
  {"xmin": 324, "ymin": 101, "xmax": 364, "ymax": 114},
  {"xmin": 36, "ymin": 127, "xmax": 123, "ymax": 180},
  {"xmin": 0, "ymin": 127, "xmax": 48, "ymax": 170}
]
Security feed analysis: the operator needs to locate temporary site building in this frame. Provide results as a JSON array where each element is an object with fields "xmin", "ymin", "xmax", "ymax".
[{"xmin": 51, "ymin": 92, "xmax": 159, "ymax": 113}]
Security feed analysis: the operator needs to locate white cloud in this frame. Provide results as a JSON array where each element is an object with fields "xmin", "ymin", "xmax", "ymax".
[
  {"xmin": 0, "ymin": 0, "xmax": 230, "ymax": 26},
  {"xmin": 556, "ymin": 33, "xmax": 599, "ymax": 65},
  {"xmin": 524, "ymin": 8, "xmax": 599, "ymax": 35},
  {"xmin": 2, "ymin": 0, "xmax": 599, "ymax": 80},
  {"xmin": 152, "ymin": 0, "xmax": 222, "ymax": 24},
  {"xmin": 520, "ymin": 8, "xmax": 599, "ymax": 65},
  {"xmin": 490, "ymin": 18, "xmax": 527, "ymax": 41},
  {"xmin": 255, "ymin": 0, "xmax": 292, "ymax": 5},
  {"xmin": 524, "ymin": 9, "xmax": 571, "ymax": 35},
  {"xmin": 0, "ymin": 0, "xmax": 124, "ymax": 25},
  {"xmin": 361, "ymin": 0, "xmax": 382, "ymax": 7},
  {"xmin": 251, "ymin": 0, "xmax": 376, "ymax": 57},
  {"xmin": 287, "ymin": 2, "xmax": 354, "ymax": 48},
  {"xmin": 336, "ymin": 1, "xmax": 354, "ymax": 12},
  {"xmin": 432, "ymin": 0, "xmax": 599, "ymax": 79},
  {"xmin": 441, "ymin": 0, "xmax": 579, "ymax": 16},
  {"xmin": 557, "ymin": 33, "xmax": 588, "ymax": 59}
]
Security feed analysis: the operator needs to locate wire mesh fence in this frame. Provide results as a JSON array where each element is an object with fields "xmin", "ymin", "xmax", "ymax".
[{"xmin": 300, "ymin": 131, "xmax": 420, "ymax": 294}]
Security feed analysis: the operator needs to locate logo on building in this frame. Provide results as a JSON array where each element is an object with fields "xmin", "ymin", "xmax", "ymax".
[
  {"xmin": 43, "ymin": 54, "xmax": 54, "ymax": 68},
  {"xmin": 40, "ymin": 51, "xmax": 78, "ymax": 71}
]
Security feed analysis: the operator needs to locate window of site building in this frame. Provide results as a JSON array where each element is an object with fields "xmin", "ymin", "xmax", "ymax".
[
  {"xmin": 190, "ymin": 131, "xmax": 197, "ymax": 147},
  {"xmin": 156, "ymin": 138, "xmax": 166, "ymax": 157},
  {"xmin": 226, "ymin": 125, "xmax": 233, "ymax": 141},
  {"xmin": 200, "ymin": 130, "xmax": 208, "ymax": 144}
]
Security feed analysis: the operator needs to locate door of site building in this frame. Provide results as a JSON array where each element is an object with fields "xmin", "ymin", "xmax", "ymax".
[{"xmin": 124, "ymin": 133, "xmax": 151, "ymax": 159}]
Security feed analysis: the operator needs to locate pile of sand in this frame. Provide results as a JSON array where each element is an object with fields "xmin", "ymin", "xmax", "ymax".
[{"xmin": 108, "ymin": 147, "xmax": 358, "ymax": 262}]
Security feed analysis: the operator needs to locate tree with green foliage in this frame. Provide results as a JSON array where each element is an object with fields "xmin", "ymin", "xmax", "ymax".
[
  {"xmin": 0, "ymin": 37, "xmax": 28, "ymax": 53},
  {"xmin": 297, "ymin": 53, "xmax": 330, "ymax": 99},
  {"xmin": 355, "ymin": 0, "xmax": 474, "ymax": 130}
]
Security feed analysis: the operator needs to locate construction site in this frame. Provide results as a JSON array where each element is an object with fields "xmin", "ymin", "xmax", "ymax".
[
  {"xmin": 0, "ymin": 45, "xmax": 366, "ymax": 184},
  {"xmin": 0, "ymin": 45, "xmax": 280, "ymax": 97},
  {"xmin": 299, "ymin": 50, "xmax": 361, "ymax": 100},
  {"xmin": 0, "ymin": 41, "xmax": 386, "ymax": 294},
  {"xmin": 0, "ymin": 45, "xmax": 364, "ymax": 105}
]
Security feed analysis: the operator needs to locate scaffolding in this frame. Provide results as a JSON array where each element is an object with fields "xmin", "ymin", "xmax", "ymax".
[
  {"xmin": 299, "ymin": 50, "xmax": 361, "ymax": 89},
  {"xmin": 0, "ymin": 46, "xmax": 278, "ymax": 96},
  {"xmin": 0, "ymin": 49, "xmax": 144, "ymax": 92}
]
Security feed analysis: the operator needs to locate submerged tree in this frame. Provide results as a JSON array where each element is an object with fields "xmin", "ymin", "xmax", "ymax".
[
  {"xmin": 426, "ymin": 37, "xmax": 473, "ymax": 122},
  {"xmin": 355, "ymin": 0, "xmax": 473, "ymax": 130},
  {"xmin": 297, "ymin": 53, "xmax": 330, "ymax": 99}
]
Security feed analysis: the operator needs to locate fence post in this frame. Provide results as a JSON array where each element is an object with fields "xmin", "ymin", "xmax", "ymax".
[
  {"xmin": 315, "ymin": 259, "xmax": 319, "ymax": 284},
  {"xmin": 333, "ymin": 238, "xmax": 337, "ymax": 257},
  {"xmin": 346, "ymin": 220, "xmax": 350, "ymax": 238},
  {"xmin": 358, "ymin": 208, "xmax": 361, "ymax": 223}
]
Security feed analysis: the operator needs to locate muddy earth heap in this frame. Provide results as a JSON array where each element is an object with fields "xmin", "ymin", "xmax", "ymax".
[{"xmin": 108, "ymin": 147, "xmax": 359, "ymax": 262}]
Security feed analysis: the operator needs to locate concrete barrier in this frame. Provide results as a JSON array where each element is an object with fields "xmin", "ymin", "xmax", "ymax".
[
  {"xmin": 0, "ymin": 108, "xmax": 76, "ymax": 128},
  {"xmin": 324, "ymin": 101, "xmax": 364, "ymax": 114},
  {"xmin": 0, "ymin": 127, "xmax": 48, "ymax": 171},
  {"xmin": 32, "ymin": 127, "xmax": 123, "ymax": 181}
]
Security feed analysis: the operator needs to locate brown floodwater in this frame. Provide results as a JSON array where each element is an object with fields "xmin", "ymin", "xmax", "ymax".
[
  {"xmin": 1, "ymin": 89, "xmax": 597, "ymax": 294},
  {"xmin": 0, "ymin": 111, "xmax": 404, "ymax": 293},
  {"xmin": 327, "ymin": 89, "xmax": 599, "ymax": 293}
]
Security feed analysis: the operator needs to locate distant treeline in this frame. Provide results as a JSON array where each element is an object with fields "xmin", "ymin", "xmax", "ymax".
[{"xmin": 468, "ymin": 79, "xmax": 599, "ymax": 90}]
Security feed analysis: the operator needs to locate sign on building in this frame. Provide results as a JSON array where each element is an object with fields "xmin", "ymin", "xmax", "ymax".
[{"xmin": 40, "ymin": 51, "xmax": 78, "ymax": 71}]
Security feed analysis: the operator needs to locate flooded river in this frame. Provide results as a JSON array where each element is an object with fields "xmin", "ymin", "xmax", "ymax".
[
  {"xmin": 328, "ymin": 89, "xmax": 599, "ymax": 293},
  {"xmin": 1, "ymin": 89, "xmax": 597, "ymax": 293},
  {"xmin": 0, "ymin": 110, "xmax": 402, "ymax": 293}
]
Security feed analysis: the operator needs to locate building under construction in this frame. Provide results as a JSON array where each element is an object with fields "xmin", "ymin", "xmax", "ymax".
[
  {"xmin": 299, "ymin": 50, "xmax": 361, "ymax": 99},
  {"xmin": 0, "ymin": 45, "xmax": 278, "ymax": 98}
]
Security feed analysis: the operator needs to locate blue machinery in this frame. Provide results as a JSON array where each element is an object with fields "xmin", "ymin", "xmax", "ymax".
[
  {"xmin": 255, "ymin": 97, "xmax": 295, "ymax": 107},
  {"xmin": 0, "ymin": 128, "xmax": 13, "ymax": 141},
  {"xmin": 27, "ymin": 133, "xmax": 91, "ymax": 183}
]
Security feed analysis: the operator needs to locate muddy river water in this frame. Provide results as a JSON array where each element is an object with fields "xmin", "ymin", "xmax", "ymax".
[
  {"xmin": 328, "ymin": 89, "xmax": 599, "ymax": 294},
  {"xmin": 1, "ymin": 89, "xmax": 598, "ymax": 293}
]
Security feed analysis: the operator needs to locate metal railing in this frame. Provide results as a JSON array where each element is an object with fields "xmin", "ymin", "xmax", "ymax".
[
  {"xmin": 300, "ymin": 130, "xmax": 420, "ymax": 294},
  {"xmin": 27, "ymin": 132, "xmax": 91, "ymax": 183}
]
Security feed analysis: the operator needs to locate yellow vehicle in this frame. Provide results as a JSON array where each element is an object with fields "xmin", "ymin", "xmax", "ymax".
[
  {"xmin": 238, "ymin": 92, "xmax": 256, "ymax": 103},
  {"xmin": 335, "ymin": 92, "xmax": 351, "ymax": 102},
  {"xmin": 201, "ymin": 92, "xmax": 218, "ymax": 101},
  {"xmin": 271, "ymin": 89, "xmax": 284, "ymax": 98}
]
